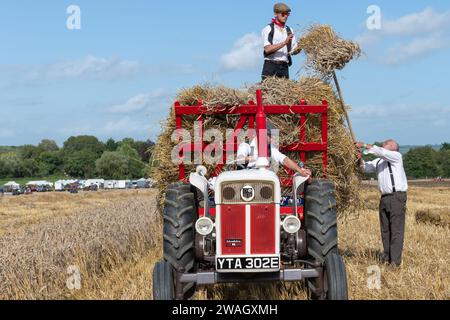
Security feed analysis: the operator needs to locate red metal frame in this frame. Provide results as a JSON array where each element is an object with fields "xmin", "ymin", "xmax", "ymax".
[{"xmin": 174, "ymin": 90, "xmax": 328, "ymax": 187}]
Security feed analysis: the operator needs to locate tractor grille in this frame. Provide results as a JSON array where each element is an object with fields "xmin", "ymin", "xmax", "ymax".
[{"xmin": 221, "ymin": 182, "xmax": 274, "ymax": 204}]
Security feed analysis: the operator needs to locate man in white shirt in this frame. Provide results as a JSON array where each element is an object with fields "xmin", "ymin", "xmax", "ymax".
[
  {"xmin": 357, "ymin": 139, "xmax": 408, "ymax": 267},
  {"xmin": 237, "ymin": 122, "xmax": 311, "ymax": 179},
  {"xmin": 261, "ymin": 3, "xmax": 299, "ymax": 81}
]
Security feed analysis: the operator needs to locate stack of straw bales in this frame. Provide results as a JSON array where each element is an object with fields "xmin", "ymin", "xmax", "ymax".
[
  {"xmin": 151, "ymin": 25, "xmax": 363, "ymax": 216},
  {"xmin": 151, "ymin": 77, "xmax": 362, "ymax": 215}
]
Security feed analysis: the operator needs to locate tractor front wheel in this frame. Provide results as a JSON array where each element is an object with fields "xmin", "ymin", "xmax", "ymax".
[
  {"xmin": 152, "ymin": 260, "xmax": 174, "ymax": 300},
  {"xmin": 324, "ymin": 252, "xmax": 348, "ymax": 300}
]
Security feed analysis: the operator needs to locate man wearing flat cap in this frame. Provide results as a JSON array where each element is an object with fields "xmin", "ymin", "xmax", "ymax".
[{"xmin": 261, "ymin": 3, "xmax": 298, "ymax": 81}]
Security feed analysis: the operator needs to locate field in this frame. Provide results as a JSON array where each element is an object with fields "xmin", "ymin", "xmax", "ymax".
[{"xmin": 0, "ymin": 185, "xmax": 448, "ymax": 300}]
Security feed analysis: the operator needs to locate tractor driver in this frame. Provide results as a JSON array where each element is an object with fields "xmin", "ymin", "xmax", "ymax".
[{"xmin": 236, "ymin": 121, "xmax": 311, "ymax": 179}]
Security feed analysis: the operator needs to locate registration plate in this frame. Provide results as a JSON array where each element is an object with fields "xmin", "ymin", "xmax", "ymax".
[{"xmin": 216, "ymin": 257, "xmax": 280, "ymax": 271}]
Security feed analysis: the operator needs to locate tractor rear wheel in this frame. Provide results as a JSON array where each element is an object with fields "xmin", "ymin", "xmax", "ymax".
[
  {"xmin": 152, "ymin": 260, "xmax": 174, "ymax": 300},
  {"xmin": 304, "ymin": 180, "xmax": 338, "ymax": 263},
  {"xmin": 163, "ymin": 182, "xmax": 196, "ymax": 299}
]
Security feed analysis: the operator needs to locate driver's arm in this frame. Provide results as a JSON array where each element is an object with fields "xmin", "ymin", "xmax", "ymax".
[
  {"xmin": 272, "ymin": 148, "xmax": 311, "ymax": 177},
  {"xmin": 283, "ymin": 157, "xmax": 312, "ymax": 177}
]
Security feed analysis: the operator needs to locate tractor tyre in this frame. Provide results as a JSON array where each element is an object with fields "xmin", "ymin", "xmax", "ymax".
[
  {"xmin": 163, "ymin": 182, "xmax": 196, "ymax": 299},
  {"xmin": 304, "ymin": 180, "xmax": 338, "ymax": 263},
  {"xmin": 152, "ymin": 260, "xmax": 174, "ymax": 300},
  {"xmin": 324, "ymin": 253, "xmax": 348, "ymax": 300}
]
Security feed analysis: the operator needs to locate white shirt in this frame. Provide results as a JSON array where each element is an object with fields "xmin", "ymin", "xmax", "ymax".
[
  {"xmin": 237, "ymin": 138, "xmax": 287, "ymax": 169},
  {"xmin": 362, "ymin": 146, "xmax": 408, "ymax": 195},
  {"xmin": 262, "ymin": 24, "xmax": 298, "ymax": 63}
]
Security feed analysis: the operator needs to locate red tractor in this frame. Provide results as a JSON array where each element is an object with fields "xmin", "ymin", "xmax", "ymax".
[{"xmin": 153, "ymin": 90, "xmax": 348, "ymax": 300}]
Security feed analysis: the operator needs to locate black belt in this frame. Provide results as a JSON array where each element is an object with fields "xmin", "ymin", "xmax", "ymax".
[
  {"xmin": 266, "ymin": 60, "xmax": 288, "ymax": 66},
  {"xmin": 381, "ymin": 191, "xmax": 406, "ymax": 197}
]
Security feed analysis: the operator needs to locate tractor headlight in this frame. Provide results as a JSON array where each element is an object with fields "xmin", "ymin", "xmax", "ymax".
[
  {"xmin": 282, "ymin": 216, "xmax": 301, "ymax": 234},
  {"xmin": 195, "ymin": 217, "xmax": 214, "ymax": 236}
]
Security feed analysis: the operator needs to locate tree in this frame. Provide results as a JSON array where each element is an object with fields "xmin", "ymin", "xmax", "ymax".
[
  {"xmin": 0, "ymin": 153, "xmax": 22, "ymax": 178},
  {"xmin": 62, "ymin": 136, "xmax": 105, "ymax": 178},
  {"xmin": 20, "ymin": 158, "xmax": 41, "ymax": 177},
  {"xmin": 95, "ymin": 151, "xmax": 130, "ymax": 179},
  {"xmin": 19, "ymin": 144, "xmax": 42, "ymax": 160},
  {"xmin": 64, "ymin": 149, "xmax": 99, "ymax": 178},
  {"xmin": 38, "ymin": 151, "xmax": 63, "ymax": 176},
  {"xmin": 441, "ymin": 143, "xmax": 450, "ymax": 151},
  {"xmin": 105, "ymin": 138, "xmax": 119, "ymax": 152},
  {"xmin": 404, "ymin": 146, "xmax": 441, "ymax": 178},
  {"xmin": 62, "ymin": 136, "xmax": 105, "ymax": 157},
  {"xmin": 117, "ymin": 143, "xmax": 140, "ymax": 159},
  {"xmin": 437, "ymin": 149, "xmax": 450, "ymax": 178},
  {"xmin": 38, "ymin": 139, "xmax": 59, "ymax": 152},
  {"xmin": 134, "ymin": 139, "xmax": 155, "ymax": 163},
  {"xmin": 95, "ymin": 151, "xmax": 145, "ymax": 179}
]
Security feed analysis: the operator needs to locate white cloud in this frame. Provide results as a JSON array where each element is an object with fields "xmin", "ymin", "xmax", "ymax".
[
  {"xmin": 109, "ymin": 89, "xmax": 167, "ymax": 113},
  {"xmin": 382, "ymin": 7, "xmax": 450, "ymax": 37},
  {"xmin": 382, "ymin": 33, "xmax": 450, "ymax": 65},
  {"xmin": 351, "ymin": 104, "xmax": 450, "ymax": 123},
  {"xmin": 357, "ymin": 7, "xmax": 450, "ymax": 44},
  {"xmin": 102, "ymin": 117, "xmax": 148, "ymax": 134},
  {"xmin": 356, "ymin": 7, "xmax": 450, "ymax": 65},
  {"xmin": 26, "ymin": 56, "xmax": 141, "ymax": 81},
  {"xmin": 220, "ymin": 33, "xmax": 262, "ymax": 71},
  {"xmin": 58, "ymin": 117, "xmax": 150, "ymax": 137},
  {"xmin": 1, "ymin": 56, "xmax": 197, "ymax": 87}
]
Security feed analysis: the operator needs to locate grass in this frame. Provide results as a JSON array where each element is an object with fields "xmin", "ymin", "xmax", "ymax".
[{"xmin": 0, "ymin": 186, "xmax": 448, "ymax": 300}]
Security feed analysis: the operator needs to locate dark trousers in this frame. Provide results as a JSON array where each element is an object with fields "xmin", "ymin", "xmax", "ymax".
[
  {"xmin": 379, "ymin": 192, "xmax": 407, "ymax": 265},
  {"xmin": 262, "ymin": 60, "xmax": 289, "ymax": 81}
]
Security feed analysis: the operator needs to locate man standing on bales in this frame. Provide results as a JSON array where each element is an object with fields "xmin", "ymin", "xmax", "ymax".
[{"xmin": 261, "ymin": 3, "xmax": 298, "ymax": 81}]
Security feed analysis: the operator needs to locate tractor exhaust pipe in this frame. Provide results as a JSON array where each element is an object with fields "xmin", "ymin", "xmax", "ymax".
[{"xmin": 255, "ymin": 89, "xmax": 270, "ymax": 169}]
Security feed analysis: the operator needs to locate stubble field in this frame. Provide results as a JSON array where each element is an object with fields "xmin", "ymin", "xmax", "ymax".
[{"xmin": 0, "ymin": 185, "xmax": 448, "ymax": 300}]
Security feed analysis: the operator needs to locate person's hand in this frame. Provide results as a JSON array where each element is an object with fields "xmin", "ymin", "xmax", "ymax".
[
  {"xmin": 355, "ymin": 142, "xmax": 365, "ymax": 149},
  {"xmin": 285, "ymin": 34, "xmax": 294, "ymax": 45},
  {"xmin": 298, "ymin": 167, "xmax": 312, "ymax": 177}
]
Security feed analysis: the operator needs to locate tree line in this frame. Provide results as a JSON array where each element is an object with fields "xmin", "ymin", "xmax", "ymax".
[
  {"xmin": 1, "ymin": 138, "xmax": 448, "ymax": 180},
  {"xmin": 403, "ymin": 143, "xmax": 449, "ymax": 179},
  {"xmin": 0, "ymin": 136, "xmax": 154, "ymax": 180}
]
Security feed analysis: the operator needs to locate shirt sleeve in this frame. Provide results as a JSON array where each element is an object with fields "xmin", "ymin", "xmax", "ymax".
[
  {"xmin": 290, "ymin": 30, "xmax": 298, "ymax": 52},
  {"xmin": 271, "ymin": 147, "xmax": 287, "ymax": 165},
  {"xmin": 262, "ymin": 26, "xmax": 271, "ymax": 47},
  {"xmin": 368, "ymin": 146, "xmax": 402, "ymax": 163},
  {"xmin": 237, "ymin": 143, "xmax": 251, "ymax": 158},
  {"xmin": 361, "ymin": 159, "xmax": 379, "ymax": 173}
]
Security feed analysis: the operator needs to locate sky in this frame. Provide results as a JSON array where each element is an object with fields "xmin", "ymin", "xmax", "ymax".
[{"xmin": 0, "ymin": 0, "xmax": 449, "ymax": 146}]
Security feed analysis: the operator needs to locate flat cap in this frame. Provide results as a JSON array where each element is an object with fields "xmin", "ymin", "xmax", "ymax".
[{"xmin": 274, "ymin": 3, "xmax": 291, "ymax": 13}]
